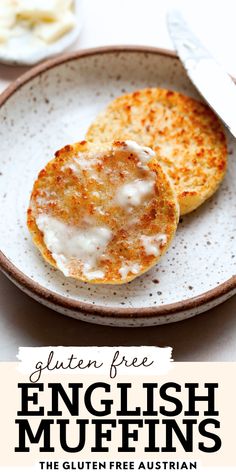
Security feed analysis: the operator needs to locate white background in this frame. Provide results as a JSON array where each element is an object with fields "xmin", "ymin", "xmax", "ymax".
[{"xmin": 0, "ymin": 0, "xmax": 236, "ymax": 361}]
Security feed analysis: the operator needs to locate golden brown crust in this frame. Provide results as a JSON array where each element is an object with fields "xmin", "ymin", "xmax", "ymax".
[
  {"xmin": 86, "ymin": 88, "xmax": 227, "ymax": 215},
  {"xmin": 27, "ymin": 140, "xmax": 179, "ymax": 284}
]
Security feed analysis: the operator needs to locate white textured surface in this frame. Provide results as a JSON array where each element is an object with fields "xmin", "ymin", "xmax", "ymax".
[{"xmin": 0, "ymin": 0, "xmax": 236, "ymax": 360}]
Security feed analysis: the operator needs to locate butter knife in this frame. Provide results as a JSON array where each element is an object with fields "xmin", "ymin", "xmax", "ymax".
[{"xmin": 167, "ymin": 9, "xmax": 236, "ymax": 138}]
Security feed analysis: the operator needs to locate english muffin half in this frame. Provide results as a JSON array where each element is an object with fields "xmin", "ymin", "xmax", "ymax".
[
  {"xmin": 27, "ymin": 140, "xmax": 179, "ymax": 284},
  {"xmin": 86, "ymin": 88, "xmax": 227, "ymax": 215}
]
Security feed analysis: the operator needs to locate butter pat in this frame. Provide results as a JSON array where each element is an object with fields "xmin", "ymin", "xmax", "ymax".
[
  {"xmin": 34, "ymin": 11, "xmax": 76, "ymax": 43},
  {"xmin": 0, "ymin": 0, "xmax": 77, "ymax": 53},
  {"xmin": 16, "ymin": 0, "xmax": 71, "ymax": 22}
]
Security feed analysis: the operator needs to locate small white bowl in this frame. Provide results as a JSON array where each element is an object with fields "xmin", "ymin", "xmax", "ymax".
[{"xmin": 0, "ymin": 0, "xmax": 83, "ymax": 66}]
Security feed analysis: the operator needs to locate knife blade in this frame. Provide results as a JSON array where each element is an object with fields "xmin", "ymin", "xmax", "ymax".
[{"xmin": 167, "ymin": 9, "xmax": 236, "ymax": 138}]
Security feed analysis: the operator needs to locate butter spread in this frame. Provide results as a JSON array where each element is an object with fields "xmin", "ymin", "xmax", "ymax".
[
  {"xmin": 114, "ymin": 141, "xmax": 156, "ymax": 209},
  {"xmin": 119, "ymin": 262, "xmax": 140, "ymax": 280},
  {"xmin": 115, "ymin": 179, "xmax": 155, "ymax": 208},
  {"xmin": 36, "ymin": 214, "xmax": 112, "ymax": 279},
  {"xmin": 140, "ymin": 234, "xmax": 167, "ymax": 257},
  {"xmin": 62, "ymin": 153, "xmax": 102, "ymax": 175},
  {"xmin": 124, "ymin": 140, "xmax": 156, "ymax": 170}
]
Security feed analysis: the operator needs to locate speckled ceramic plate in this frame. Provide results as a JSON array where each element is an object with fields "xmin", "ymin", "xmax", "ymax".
[{"xmin": 0, "ymin": 46, "xmax": 236, "ymax": 327}]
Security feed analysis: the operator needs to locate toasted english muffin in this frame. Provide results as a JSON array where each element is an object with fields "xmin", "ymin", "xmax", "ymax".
[
  {"xmin": 86, "ymin": 88, "xmax": 227, "ymax": 215},
  {"xmin": 27, "ymin": 140, "xmax": 179, "ymax": 284}
]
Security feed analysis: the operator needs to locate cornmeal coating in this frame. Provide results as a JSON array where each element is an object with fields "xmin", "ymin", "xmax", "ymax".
[
  {"xmin": 86, "ymin": 88, "xmax": 227, "ymax": 215},
  {"xmin": 27, "ymin": 140, "xmax": 179, "ymax": 284}
]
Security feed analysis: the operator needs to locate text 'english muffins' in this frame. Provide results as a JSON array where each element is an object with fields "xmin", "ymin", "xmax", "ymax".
[
  {"xmin": 27, "ymin": 140, "xmax": 179, "ymax": 284},
  {"xmin": 86, "ymin": 88, "xmax": 227, "ymax": 215}
]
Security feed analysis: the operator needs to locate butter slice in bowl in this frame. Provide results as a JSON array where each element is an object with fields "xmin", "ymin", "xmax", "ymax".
[
  {"xmin": 0, "ymin": 0, "xmax": 82, "ymax": 65},
  {"xmin": 16, "ymin": 0, "xmax": 72, "ymax": 21},
  {"xmin": 27, "ymin": 140, "xmax": 179, "ymax": 284}
]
